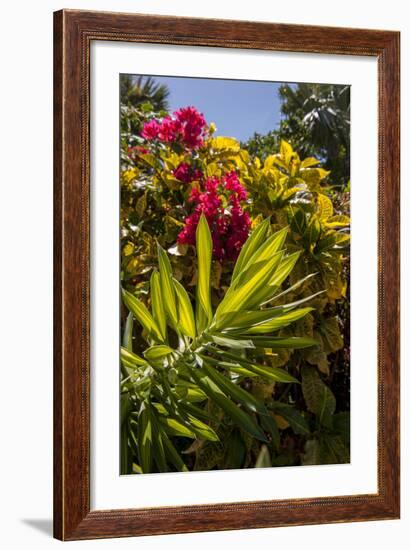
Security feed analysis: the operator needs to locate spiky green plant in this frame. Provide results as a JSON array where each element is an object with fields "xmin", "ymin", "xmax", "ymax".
[{"xmin": 121, "ymin": 216, "xmax": 321, "ymax": 473}]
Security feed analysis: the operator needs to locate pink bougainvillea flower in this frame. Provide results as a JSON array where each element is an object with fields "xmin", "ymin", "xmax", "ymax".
[
  {"xmin": 141, "ymin": 119, "xmax": 160, "ymax": 140},
  {"xmin": 141, "ymin": 106, "xmax": 208, "ymax": 150},
  {"xmin": 158, "ymin": 116, "xmax": 183, "ymax": 143},
  {"xmin": 172, "ymin": 162, "xmax": 203, "ymax": 184},
  {"xmin": 224, "ymin": 170, "xmax": 248, "ymax": 201},
  {"xmin": 174, "ymin": 106, "xmax": 207, "ymax": 149},
  {"xmin": 178, "ymin": 171, "xmax": 250, "ymax": 261}
]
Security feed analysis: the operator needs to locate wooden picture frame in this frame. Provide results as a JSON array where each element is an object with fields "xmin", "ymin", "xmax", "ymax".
[{"xmin": 54, "ymin": 9, "xmax": 400, "ymax": 541}]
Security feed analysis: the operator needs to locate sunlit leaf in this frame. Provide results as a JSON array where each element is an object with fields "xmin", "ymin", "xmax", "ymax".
[
  {"xmin": 122, "ymin": 289, "xmax": 163, "ymax": 342},
  {"xmin": 196, "ymin": 214, "xmax": 213, "ymax": 333},
  {"xmin": 150, "ymin": 270, "xmax": 167, "ymax": 341},
  {"xmin": 173, "ymin": 278, "xmax": 196, "ymax": 338},
  {"xmin": 157, "ymin": 244, "xmax": 178, "ymax": 327}
]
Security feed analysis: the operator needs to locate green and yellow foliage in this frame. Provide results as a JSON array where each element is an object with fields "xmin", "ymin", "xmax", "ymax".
[{"xmin": 120, "ymin": 100, "xmax": 350, "ymax": 472}]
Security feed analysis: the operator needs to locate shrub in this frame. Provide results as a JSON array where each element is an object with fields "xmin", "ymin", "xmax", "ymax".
[{"xmin": 120, "ymin": 102, "xmax": 350, "ymax": 471}]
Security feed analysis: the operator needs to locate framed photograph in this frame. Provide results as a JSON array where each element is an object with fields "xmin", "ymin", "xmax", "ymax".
[{"xmin": 54, "ymin": 9, "xmax": 400, "ymax": 541}]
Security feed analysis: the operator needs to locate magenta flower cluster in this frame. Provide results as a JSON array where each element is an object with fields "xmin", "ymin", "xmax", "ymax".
[
  {"xmin": 141, "ymin": 106, "xmax": 207, "ymax": 150},
  {"xmin": 172, "ymin": 162, "xmax": 203, "ymax": 184},
  {"xmin": 177, "ymin": 171, "xmax": 251, "ymax": 261}
]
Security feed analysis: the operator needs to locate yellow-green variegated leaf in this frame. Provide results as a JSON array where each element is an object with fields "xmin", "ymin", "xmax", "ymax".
[
  {"xmin": 143, "ymin": 344, "xmax": 174, "ymax": 362},
  {"xmin": 209, "ymin": 136, "xmax": 240, "ymax": 152},
  {"xmin": 196, "ymin": 215, "xmax": 213, "ymax": 333},
  {"xmin": 150, "ymin": 270, "xmax": 167, "ymax": 341},
  {"xmin": 240, "ymin": 226, "xmax": 288, "ymax": 276},
  {"xmin": 211, "ymin": 349, "xmax": 299, "ymax": 384},
  {"xmin": 122, "ymin": 289, "xmax": 163, "ymax": 342},
  {"xmin": 317, "ymin": 194, "xmax": 334, "ymax": 220},
  {"xmin": 218, "ymin": 307, "xmax": 313, "ymax": 334},
  {"xmin": 190, "ymin": 369, "xmax": 267, "ymax": 442},
  {"xmin": 280, "ymin": 140, "xmax": 294, "ymax": 165},
  {"xmin": 233, "ymin": 335, "xmax": 317, "ymax": 349},
  {"xmin": 173, "ymin": 278, "xmax": 196, "ymax": 338},
  {"xmin": 300, "ymin": 157, "xmax": 321, "ymax": 169},
  {"xmin": 122, "ymin": 311, "xmax": 133, "ymax": 350},
  {"xmin": 232, "ymin": 251, "xmax": 301, "ymax": 311},
  {"xmin": 138, "ymin": 402, "xmax": 153, "ymax": 473},
  {"xmin": 120, "ymin": 347, "xmax": 148, "ymax": 369},
  {"xmin": 184, "ymin": 414, "xmax": 219, "ymax": 441},
  {"xmin": 241, "ymin": 308, "xmax": 314, "ymax": 334},
  {"xmin": 201, "ymin": 362, "xmax": 267, "ymax": 415},
  {"xmin": 216, "ymin": 252, "xmax": 286, "ymax": 318},
  {"xmin": 268, "ymin": 251, "xmax": 301, "ymax": 291},
  {"xmin": 324, "ymin": 215, "xmax": 350, "ymax": 228},
  {"xmin": 158, "ymin": 417, "xmax": 196, "ymax": 438},
  {"xmin": 157, "ymin": 244, "xmax": 178, "ymax": 327},
  {"xmin": 231, "ymin": 217, "xmax": 271, "ymax": 282},
  {"xmin": 230, "ymin": 253, "xmax": 283, "ymax": 293}
]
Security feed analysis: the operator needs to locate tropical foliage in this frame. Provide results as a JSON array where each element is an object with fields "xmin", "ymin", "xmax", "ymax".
[
  {"xmin": 120, "ymin": 77, "xmax": 350, "ymax": 472},
  {"xmin": 245, "ymin": 83, "xmax": 350, "ymax": 188}
]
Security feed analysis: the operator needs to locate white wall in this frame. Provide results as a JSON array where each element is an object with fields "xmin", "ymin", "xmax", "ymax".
[{"xmin": 0, "ymin": 1, "xmax": 407, "ymax": 548}]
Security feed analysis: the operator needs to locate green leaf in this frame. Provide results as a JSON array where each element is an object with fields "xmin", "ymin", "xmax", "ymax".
[
  {"xmin": 324, "ymin": 215, "xmax": 350, "ymax": 228},
  {"xmin": 190, "ymin": 369, "xmax": 268, "ymax": 442},
  {"xmin": 230, "ymin": 254, "xmax": 283, "ymax": 293},
  {"xmin": 301, "ymin": 365, "xmax": 336, "ymax": 427},
  {"xmin": 162, "ymin": 432, "xmax": 189, "ymax": 472},
  {"xmin": 231, "ymin": 217, "xmax": 271, "ymax": 282},
  {"xmin": 317, "ymin": 194, "xmax": 334, "ymax": 220},
  {"xmin": 260, "ymin": 415, "xmax": 280, "ymax": 449},
  {"xmin": 120, "ymin": 347, "xmax": 148, "ymax": 369},
  {"xmin": 321, "ymin": 434, "xmax": 350, "ymax": 464},
  {"xmin": 219, "ymin": 307, "xmax": 313, "ymax": 334},
  {"xmin": 196, "ymin": 214, "xmax": 213, "ymax": 333},
  {"xmin": 303, "ymin": 216, "xmax": 321, "ymax": 249},
  {"xmin": 122, "ymin": 289, "xmax": 163, "ymax": 342},
  {"xmin": 138, "ymin": 402, "xmax": 153, "ymax": 473},
  {"xmin": 143, "ymin": 344, "xmax": 174, "ymax": 362},
  {"xmin": 150, "ymin": 414, "xmax": 168, "ymax": 472},
  {"xmin": 280, "ymin": 140, "xmax": 294, "ymax": 165},
  {"xmin": 201, "ymin": 362, "xmax": 267, "ymax": 415},
  {"xmin": 173, "ymin": 278, "xmax": 196, "ymax": 338},
  {"xmin": 243, "ymin": 226, "xmax": 288, "ymax": 272},
  {"xmin": 262, "ymin": 289, "xmax": 323, "ymax": 310},
  {"xmin": 289, "ymin": 207, "xmax": 307, "ymax": 235},
  {"xmin": 120, "ymin": 393, "xmax": 130, "ymax": 426},
  {"xmin": 300, "ymin": 157, "xmax": 321, "ymax": 169},
  {"xmin": 224, "ymin": 335, "xmax": 317, "ymax": 349},
  {"xmin": 255, "ymin": 444, "xmax": 272, "ymax": 468},
  {"xmin": 244, "ymin": 308, "xmax": 314, "ymax": 334},
  {"xmin": 206, "ymin": 349, "xmax": 299, "ymax": 384},
  {"xmin": 120, "ymin": 423, "xmax": 131, "ymax": 474},
  {"xmin": 270, "ymin": 402, "xmax": 310, "ymax": 435},
  {"xmin": 262, "ymin": 273, "xmax": 318, "ymax": 305},
  {"xmin": 205, "ymin": 333, "xmax": 255, "ymax": 349},
  {"xmin": 216, "ymin": 252, "xmax": 285, "ymax": 318},
  {"xmin": 210, "ymin": 136, "xmax": 240, "ymax": 151},
  {"xmin": 320, "ymin": 317, "xmax": 344, "ymax": 353},
  {"xmin": 268, "ymin": 251, "xmax": 301, "ymax": 291},
  {"xmin": 122, "ymin": 311, "xmax": 133, "ymax": 350},
  {"xmin": 302, "ymin": 439, "xmax": 322, "ymax": 465},
  {"xmin": 157, "ymin": 244, "xmax": 178, "ymax": 327},
  {"xmin": 225, "ymin": 430, "xmax": 247, "ymax": 469},
  {"xmin": 175, "ymin": 381, "xmax": 207, "ymax": 403},
  {"xmin": 158, "ymin": 416, "xmax": 196, "ymax": 438},
  {"xmin": 183, "ymin": 413, "xmax": 220, "ymax": 442},
  {"xmin": 178, "ymin": 400, "xmax": 212, "ymax": 422},
  {"xmin": 150, "ymin": 270, "xmax": 167, "ymax": 341}
]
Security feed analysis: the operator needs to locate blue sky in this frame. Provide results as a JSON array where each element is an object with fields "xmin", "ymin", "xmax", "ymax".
[{"xmin": 147, "ymin": 75, "xmax": 285, "ymax": 142}]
